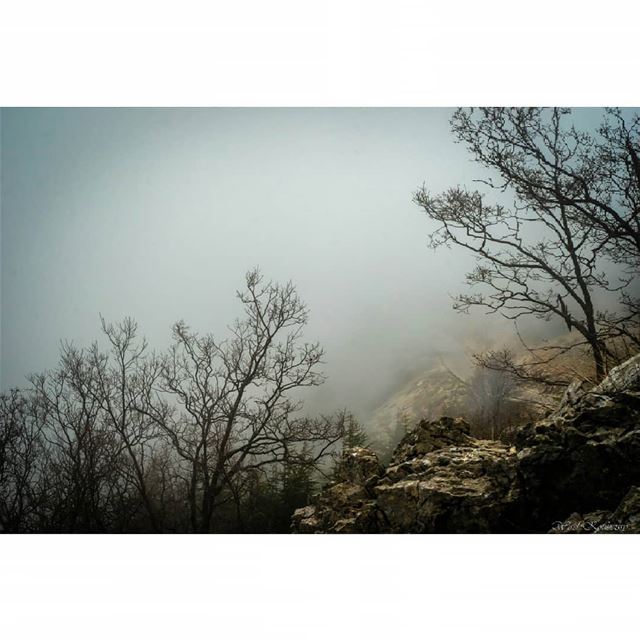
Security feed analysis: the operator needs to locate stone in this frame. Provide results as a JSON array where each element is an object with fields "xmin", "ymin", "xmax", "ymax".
[
  {"xmin": 334, "ymin": 446, "xmax": 384, "ymax": 486},
  {"xmin": 593, "ymin": 353, "xmax": 640, "ymax": 395},
  {"xmin": 292, "ymin": 354, "xmax": 640, "ymax": 534},
  {"xmin": 550, "ymin": 486, "xmax": 640, "ymax": 534}
]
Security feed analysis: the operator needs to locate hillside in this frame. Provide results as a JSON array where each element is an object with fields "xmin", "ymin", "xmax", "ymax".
[
  {"xmin": 293, "ymin": 354, "xmax": 640, "ymax": 534},
  {"xmin": 366, "ymin": 365, "xmax": 468, "ymax": 457},
  {"xmin": 364, "ymin": 332, "xmax": 638, "ymax": 458}
]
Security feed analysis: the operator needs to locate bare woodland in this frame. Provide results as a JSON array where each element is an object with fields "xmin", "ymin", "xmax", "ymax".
[{"xmin": 1, "ymin": 271, "xmax": 345, "ymax": 532}]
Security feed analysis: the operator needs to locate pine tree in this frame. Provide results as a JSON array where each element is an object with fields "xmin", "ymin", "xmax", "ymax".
[{"xmin": 340, "ymin": 410, "xmax": 368, "ymax": 449}]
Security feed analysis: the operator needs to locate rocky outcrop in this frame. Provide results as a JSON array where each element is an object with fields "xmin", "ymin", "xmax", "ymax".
[
  {"xmin": 513, "ymin": 388, "xmax": 640, "ymax": 531},
  {"xmin": 550, "ymin": 486, "xmax": 640, "ymax": 534},
  {"xmin": 593, "ymin": 353, "xmax": 640, "ymax": 395},
  {"xmin": 291, "ymin": 447, "xmax": 385, "ymax": 533},
  {"xmin": 375, "ymin": 417, "xmax": 519, "ymax": 533},
  {"xmin": 366, "ymin": 367, "xmax": 469, "ymax": 460},
  {"xmin": 292, "ymin": 355, "xmax": 640, "ymax": 534}
]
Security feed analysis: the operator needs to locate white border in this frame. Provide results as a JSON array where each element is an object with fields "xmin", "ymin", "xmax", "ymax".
[
  {"xmin": 1, "ymin": 1, "xmax": 639, "ymax": 636},
  {"xmin": 0, "ymin": 0, "xmax": 638, "ymax": 106},
  {"xmin": 1, "ymin": 535, "xmax": 638, "ymax": 639}
]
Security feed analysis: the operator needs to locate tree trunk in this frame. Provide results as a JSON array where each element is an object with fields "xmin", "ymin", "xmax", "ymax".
[{"xmin": 591, "ymin": 340, "xmax": 606, "ymax": 382}]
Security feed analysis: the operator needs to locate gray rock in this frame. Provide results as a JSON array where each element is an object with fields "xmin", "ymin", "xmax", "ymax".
[
  {"xmin": 593, "ymin": 353, "xmax": 640, "ymax": 395},
  {"xmin": 391, "ymin": 416, "xmax": 473, "ymax": 463},
  {"xmin": 292, "ymin": 354, "xmax": 640, "ymax": 534},
  {"xmin": 376, "ymin": 438, "xmax": 519, "ymax": 533},
  {"xmin": 334, "ymin": 446, "xmax": 384, "ymax": 486}
]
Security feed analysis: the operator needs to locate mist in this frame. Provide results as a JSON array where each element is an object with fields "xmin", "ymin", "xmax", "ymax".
[{"xmin": 0, "ymin": 107, "xmax": 617, "ymax": 419}]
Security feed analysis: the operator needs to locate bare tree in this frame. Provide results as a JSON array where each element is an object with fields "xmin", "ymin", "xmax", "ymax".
[
  {"xmin": 0, "ymin": 390, "xmax": 46, "ymax": 532},
  {"xmin": 450, "ymin": 108, "xmax": 640, "ymax": 266},
  {"xmin": 87, "ymin": 317, "xmax": 164, "ymax": 531},
  {"xmin": 465, "ymin": 366, "xmax": 517, "ymax": 440},
  {"xmin": 414, "ymin": 107, "xmax": 640, "ymax": 382},
  {"xmin": 29, "ymin": 345, "xmax": 131, "ymax": 532},
  {"xmin": 1, "ymin": 270, "xmax": 345, "ymax": 533},
  {"xmin": 139, "ymin": 268, "xmax": 342, "ymax": 532},
  {"xmin": 472, "ymin": 346, "xmax": 567, "ymax": 388}
]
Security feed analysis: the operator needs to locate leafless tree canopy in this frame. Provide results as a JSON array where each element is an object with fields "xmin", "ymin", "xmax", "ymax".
[
  {"xmin": 415, "ymin": 108, "xmax": 640, "ymax": 382},
  {"xmin": 0, "ymin": 269, "xmax": 344, "ymax": 533}
]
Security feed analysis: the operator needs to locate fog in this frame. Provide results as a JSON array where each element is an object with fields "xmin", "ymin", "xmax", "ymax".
[{"xmin": 0, "ymin": 108, "xmax": 611, "ymax": 417}]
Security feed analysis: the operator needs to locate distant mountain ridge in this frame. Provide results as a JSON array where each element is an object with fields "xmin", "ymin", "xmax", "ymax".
[{"xmin": 366, "ymin": 365, "xmax": 468, "ymax": 456}]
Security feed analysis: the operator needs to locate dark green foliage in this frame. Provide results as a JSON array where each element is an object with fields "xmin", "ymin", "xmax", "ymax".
[{"xmin": 240, "ymin": 457, "xmax": 316, "ymax": 533}]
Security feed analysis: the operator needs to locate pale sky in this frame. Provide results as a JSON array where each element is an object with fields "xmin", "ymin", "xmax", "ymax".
[{"xmin": 0, "ymin": 108, "xmax": 619, "ymax": 416}]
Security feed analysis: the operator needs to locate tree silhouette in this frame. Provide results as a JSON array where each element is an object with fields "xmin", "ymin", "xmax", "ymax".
[
  {"xmin": 415, "ymin": 107, "xmax": 640, "ymax": 382},
  {"xmin": 136, "ymin": 268, "xmax": 342, "ymax": 532},
  {"xmin": 0, "ymin": 269, "xmax": 344, "ymax": 533}
]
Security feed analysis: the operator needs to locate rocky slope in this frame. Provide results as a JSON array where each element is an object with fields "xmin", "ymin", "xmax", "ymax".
[
  {"xmin": 366, "ymin": 366, "xmax": 468, "ymax": 456},
  {"xmin": 293, "ymin": 354, "xmax": 640, "ymax": 534}
]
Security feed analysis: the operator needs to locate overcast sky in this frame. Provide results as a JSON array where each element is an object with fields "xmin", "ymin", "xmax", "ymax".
[{"xmin": 0, "ymin": 108, "xmax": 615, "ymax": 416}]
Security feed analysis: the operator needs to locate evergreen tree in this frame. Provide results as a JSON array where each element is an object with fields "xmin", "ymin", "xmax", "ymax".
[{"xmin": 340, "ymin": 410, "xmax": 368, "ymax": 449}]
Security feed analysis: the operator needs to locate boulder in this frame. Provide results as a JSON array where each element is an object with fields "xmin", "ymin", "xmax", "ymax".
[
  {"xmin": 593, "ymin": 353, "xmax": 640, "ymax": 395},
  {"xmin": 292, "ymin": 354, "xmax": 640, "ymax": 534},
  {"xmin": 550, "ymin": 486, "xmax": 640, "ymax": 534},
  {"xmin": 291, "ymin": 447, "xmax": 385, "ymax": 533},
  {"xmin": 513, "ymin": 381, "xmax": 640, "ymax": 531},
  {"xmin": 376, "ymin": 438, "xmax": 519, "ymax": 533},
  {"xmin": 390, "ymin": 416, "xmax": 474, "ymax": 463},
  {"xmin": 334, "ymin": 446, "xmax": 384, "ymax": 486}
]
